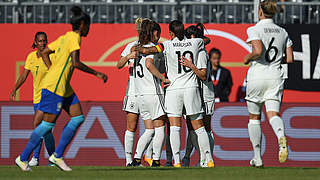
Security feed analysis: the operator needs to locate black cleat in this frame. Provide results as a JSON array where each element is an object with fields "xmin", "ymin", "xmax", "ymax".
[
  {"xmin": 130, "ymin": 158, "xmax": 142, "ymax": 167},
  {"xmin": 151, "ymin": 160, "xmax": 161, "ymax": 167}
]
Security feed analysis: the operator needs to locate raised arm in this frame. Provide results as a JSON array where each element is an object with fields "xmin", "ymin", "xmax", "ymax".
[
  {"xmin": 117, "ymin": 51, "xmax": 139, "ymax": 69},
  {"xmin": 10, "ymin": 69, "xmax": 30, "ymax": 101},
  {"xmin": 243, "ymin": 40, "xmax": 263, "ymax": 65},
  {"xmin": 134, "ymin": 45, "xmax": 160, "ymax": 55},
  {"xmin": 71, "ymin": 50, "xmax": 108, "ymax": 83}
]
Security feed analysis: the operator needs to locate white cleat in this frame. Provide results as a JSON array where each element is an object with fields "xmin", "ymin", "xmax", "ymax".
[
  {"xmin": 29, "ymin": 157, "xmax": 39, "ymax": 167},
  {"xmin": 279, "ymin": 136, "xmax": 288, "ymax": 163},
  {"xmin": 250, "ymin": 158, "xmax": 263, "ymax": 168},
  {"xmin": 15, "ymin": 156, "xmax": 32, "ymax": 171},
  {"xmin": 49, "ymin": 154, "xmax": 72, "ymax": 171}
]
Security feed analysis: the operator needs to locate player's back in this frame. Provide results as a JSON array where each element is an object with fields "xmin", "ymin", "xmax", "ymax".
[
  {"xmin": 163, "ymin": 37, "xmax": 206, "ymax": 90},
  {"xmin": 246, "ymin": 19, "xmax": 291, "ymax": 81}
]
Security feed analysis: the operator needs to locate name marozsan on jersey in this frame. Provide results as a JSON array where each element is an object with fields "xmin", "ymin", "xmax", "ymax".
[
  {"xmin": 40, "ymin": 31, "xmax": 81, "ymax": 98},
  {"xmin": 121, "ymin": 40, "xmax": 139, "ymax": 97},
  {"xmin": 246, "ymin": 19, "xmax": 293, "ymax": 81},
  {"xmin": 160, "ymin": 37, "xmax": 207, "ymax": 90},
  {"xmin": 133, "ymin": 42, "xmax": 164, "ymax": 95},
  {"xmin": 24, "ymin": 51, "xmax": 55, "ymax": 104}
]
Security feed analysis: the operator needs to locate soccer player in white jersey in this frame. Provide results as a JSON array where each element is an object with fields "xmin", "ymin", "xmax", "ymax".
[
  {"xmin": 135, "ymin": 20, "xmax": 214, "ymax": 168},
  {"xmin": 130, "ymin": 20, "xmax": 170, "ymax": 167},
  {"xmin": 181, "ymin": 23, "xmax": 215, "ymax": 167},
  {"xmin": 117, "ymin": 18, "xmax": 145, "ymax": 166},
  {"xmin": 244, "ymin": 0, "xmax": 294, "ymax": 167}
]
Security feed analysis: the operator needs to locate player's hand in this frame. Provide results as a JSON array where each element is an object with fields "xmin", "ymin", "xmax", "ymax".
[
  {"xmin": 243, "ymin": 55, "xmax": 251, "ymax": 65},
  {"xmin": 127, "ymin": 51, "xmax": 139, "ymax": 59},
  {"xmin": 96, "ymin": 72, "xmax": 108, "ymax": 83},
  {"xmin": 179, "ymin": 56, "xmax": 194, "ymax": 68},
  {"xmin": 10, "ymin": 90, "xmax": 16, "ymax": 101},
  {"xmin": 163, "ymin": 78, "xmax": 171, "ymax": 87},
  {"xmin": 131, "ymin": 45, "xmax": 142, "ymax": 52}
]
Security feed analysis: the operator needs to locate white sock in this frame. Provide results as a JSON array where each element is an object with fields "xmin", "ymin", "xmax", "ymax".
[
  {"xmin": 195, "ymin": 126, "xmax": 213, "ymax": 162},
  {"xmin": 153, "ymin": 126, "xmax": 165, "ymax": 160},
  {"xmin": 207, "ymin": 131, "xmax": 215, "ymax": 157},
  {"xmin": 170, "ymin": 126, "xmax": 181, "ymax": 165},
  {"xmin": 189, "ymin": 130, "xmax": 202, "ymax": 161},
  {"xmin": 248, "ymin": 120, "xmax": 262, "ymax": 160},
  {"xmin": 134, "ymin": 129, "xmax": 154, "ymax": 159},
  {"xmin": 269, "ymin": 116, "xmax": 285, "ymax": 142},
  {"xmin": 125, "ymin": 130, "xmax": 135, "ymax": 165},
  {"xmin": 145, "ymin": 139, "xmax": 153, "ymax": 159}
]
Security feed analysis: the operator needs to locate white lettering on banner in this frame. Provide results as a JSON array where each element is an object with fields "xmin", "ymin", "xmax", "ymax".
[
  {"xmin": 1, "ymin": 106, "xmax": 33, "ymax": 158},
  {"xmin": 293, "ymin": 34, "xmax": 310, "ymax": 79},
  {"xmin": 65, "ymin": 106, "xmax": 125, "ymax": 159},
  {"xmin": 212, "ymin": 106, "xmax": 266, "ymax": 160},
  {"xmin": 312, "ymin": 48, "xmax": 320, "ymax": 79},
  {"xmin": 282, "ymin": 107, "xmax": 320, "ymax": 161}
]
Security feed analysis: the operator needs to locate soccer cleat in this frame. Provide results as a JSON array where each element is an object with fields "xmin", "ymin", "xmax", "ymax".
[
  {"xmin": 28, "ymin": 157, "xmax": 39, "ymax": 167},
  {"xmin": 181, "ymin": 157, "xmax": 190, "ymax": 167},
  {"xmin": 199, "ymin": 160, "xmax": 207, "ymax": 167},
  {"xmin": 279, "ymin": 136, "xmax": 288, "ymax": 163},
  {"xmin": 15, "ymin": 156, "xmax": 32, "ymax": 171},
  {"xmin": 151, "ymin": 160, "xmax": 161, "ymax": 167},
  {"xmin": 49, "ymin": 154, "xmax": 72, "ymax": 171},
  {"xmin": 129, "ymin": 158, "xmax": 143, "ymax": 167},
  {"xmin": 249, "ymin": 158, "xmax": 263, "ymax": 168},
  {"xmin": 164, "ymin": 161, "xmax": 173, "ymax": 167},
  {"xmin": 207, "ymin": 160, "xmax": 215, "ymax": 168},
  {"xmin": 47, "ymin": 161, "xmax": 56, "ymax": 167},
  {"xmin": 143, "ymin": 155, "xmax": 153, "ymax": 167},
  {"xmin": 173, "ymin": 163, "xmax": 181, "ymax": 168}
]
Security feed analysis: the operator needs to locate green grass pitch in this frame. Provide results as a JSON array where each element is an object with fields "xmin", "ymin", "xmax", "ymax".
[{"xmin": 1, "ymin": 166, "xmax": 319, "ymax": 180}]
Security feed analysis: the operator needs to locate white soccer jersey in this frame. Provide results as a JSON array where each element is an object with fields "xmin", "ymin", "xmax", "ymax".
[
  {"xmin": 133, "ymin": 42, "xmax": 164, "ymax": 95},
  {"xmin": 121, "ymin": 41, "xmax": 139, "ymax": 96},
  {"xmin": 161, "ymin": 37, "xmax": 207, "ymax": 91},
  {"xmin": 200, "ymin": 51, "xmax": 215, "ymax": 102},
  {"xmin": 246, "ymin": 19, "xmax": 293, "ymax": 81}
]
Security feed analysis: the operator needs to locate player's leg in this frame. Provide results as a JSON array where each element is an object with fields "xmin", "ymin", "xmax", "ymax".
[
  {"xmin": 144, "ymin": 139, "xmax": 153, "ymax": 166},
  {"xmin": 203, "ymin": 101, "xmax": 215, "ymax": 157},
  {"xmin": 265, "ymin": 100, "xmax": 288, "ymax": 163},
  {"xmin": 247, "ymin": 100, "xmax": 263, "ymax": 167},
  {"xmin": 125, "ymin": 112, "xmax": 139, "ymax": 166},
  {"xmin": 30, "ymin": 106, "xmax": 43, "ymax": 167},
  {"xmin": 182, "ymin": 117, "xmax": 195, "ymax": 167},
  {"xmin": 164, "ymin": 118, "xmax": 173, "ymax": 166},
  {"xmin": 151, "ymin": 115, "xmax": 166, "ymax": 167}
]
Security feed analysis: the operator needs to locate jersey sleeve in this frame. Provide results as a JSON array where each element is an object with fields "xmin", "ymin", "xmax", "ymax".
[
  {"xmin": 285, "ymin": 32, "xmax": 293, "ymax": 48},
  {"xmin": 68, "ymin": 33, "xmax": 81, "ymax": 53},
  {"xmin": 24, "ymin": 52, "xmax": 33, "ymax": 70},
  {"xmin": 121, "ymin": 43, "xmax": 132, "ymax": 57},
  {"xmin": 246, "ymin": 26, "xmax": 260, "ymax": 43},
  {"xmin": 196, "ymin": 50, "xmax": 208, "ymax": 69},
  {"xmin": 47, "ymin": 37, "xmax": 60, "ymax": 51}
]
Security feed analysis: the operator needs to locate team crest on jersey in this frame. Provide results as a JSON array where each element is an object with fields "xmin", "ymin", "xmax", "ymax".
[
  {"xmin": 130, "ymin": 102, "xmax": 135, "ymax": 109},
  {"xmin": 57, "ymin": 102, "xmax": 62, "ymax": 112}
]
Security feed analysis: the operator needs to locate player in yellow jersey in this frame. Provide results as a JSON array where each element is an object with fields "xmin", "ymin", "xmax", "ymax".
[
  {"xmin": 10, "ymin": 32, "xmax": 55, "ymax": 167},
  {"xmin": 15, "ymin": 6, "xmax": 107, "ymax": 171}
]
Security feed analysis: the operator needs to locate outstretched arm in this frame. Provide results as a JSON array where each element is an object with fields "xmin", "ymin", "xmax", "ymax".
[
  {"xmin": 134, "ymin": 45, "xmax": 160, "ymax": 55},
  {"xmin": 10, "ymin": 69, "xmax": 30, "ymax": 101},
  {"xmin": 71, "ymin": 50, "xmax": 108, "ymax": 83},
  {"xmin": 244, "ymin": 40, "xmax": 262, "ymax": 65}
]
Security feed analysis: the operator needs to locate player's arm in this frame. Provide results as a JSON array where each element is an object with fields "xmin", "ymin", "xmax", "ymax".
[
  {"xmin": 10, "ymin": 69, "xmax": 30, "ymax": 101},
  {"xmin": 71, "ymin": 50, "xmax": 108, "ymax": 83},
  {"xmin": 40, "ymin": 47, "xmax": 53, "ymax": 68},
  {"xmin": 203, "ymin": 36, "xmax": 211, "ymax": 46},
  {"xmin": 282, "ymin": 46, "xmax": 294, "ymax": 64},
  {"xmin": 117, "ymin": 51, "xmax": 139, "ymax": 69},
  {"xmin": 179, "ymin": 56, "xmax": 207, "ymax": 81},
  {"xmin": 243, "ymin": 40, "xmax": 262, "ymax": 65},
  {"xmin": 134, "ymin": 44, "xmax": 163, "ymax": 55},
  {"xmin": 146, "ymin": 58, "xmax": 170, "ymax": 85}
]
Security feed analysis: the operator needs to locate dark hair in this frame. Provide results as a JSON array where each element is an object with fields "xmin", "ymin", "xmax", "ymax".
[
  {"xmin": 169, "ymin": 20, "xmax": 184, "ymax": 41},
  {"xmin": 70, "ymin": 6, "xmax": 90, "ymax": 31},
  {"xmin": 185, "ymin": 23, "xmax": 205, "ymax": 39},
  {"xmin": 209, "ymin": 48, "xmax": 221, "ymax": 59},
  {"xmin": 32, "ymin": 31, "xmax": 47, "ymax": 49},
  {"xmin": 138, "ymin": 19, "xmax": 153, "ymax": 45},
  {"xmin": 151, "ymin": 21, "xmax": 161, "ymax": 34}
]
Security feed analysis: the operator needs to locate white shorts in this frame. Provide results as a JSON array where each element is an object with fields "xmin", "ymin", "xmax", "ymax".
[
  {"xmin": 122, "ymin": 95, "xmax": 139, "ymax": 114},
  {"xmin": 245, "ymin": 79, "xmax": 283, "ymax": 115},
  {"xmin": 165, "ymin": 87, "xmax": 204, "ymax": 117},
  {"xmin": 203, "ymin": 101, "xmax": 214, "ymax": 115},
  {"xmin": 136, "ymin": 94, "xmax": 166, "ymax": 120}
]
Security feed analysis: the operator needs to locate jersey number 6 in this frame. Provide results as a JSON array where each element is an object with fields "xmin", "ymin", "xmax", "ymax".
[{"xmin": 265, "ymin": 37, "xmax": 278, "ymax": 63}]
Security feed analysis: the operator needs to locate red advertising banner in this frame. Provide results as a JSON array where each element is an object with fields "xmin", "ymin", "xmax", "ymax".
[
  {"xmin": 1, "ymin": 24, "xmax": 319, "ymax": 103},
  {"xmin": 1, "ymin": 102, "xmax": 319, "ymax": 167}
]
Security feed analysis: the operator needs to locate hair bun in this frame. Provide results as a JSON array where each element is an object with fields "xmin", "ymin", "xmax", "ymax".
[{"xmin": 71, "ymin": 6, "xmax": 83, "ymax": 16}]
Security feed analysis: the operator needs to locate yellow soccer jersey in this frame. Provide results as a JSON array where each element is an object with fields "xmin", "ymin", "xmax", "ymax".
[
  {"xmin": 24, "ymin": 51, "xmax": 54, "ymax": 104},
  {"xmin": 41, "ymin": 31, "xmax": 81, "ymax": 97}
]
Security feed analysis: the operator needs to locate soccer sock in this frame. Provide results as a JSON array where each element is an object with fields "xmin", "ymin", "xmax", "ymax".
[
  {"xmin": 195, "ymin": 126, "xmax": 213, "ymax": 162},
  {"xmin": 207, "ymin": 130, "xmax": 215, "ymax": 157},
  {"xmin": 20, "ymin": 121, "xmax": 55, "ymax": 161},
  {"xmin": 269, "ymin": 116, "xmax": 285, "ymax": 142},
  {"xmin": 165, "ymin": 124, "xmax": 173, "ymax": 163},
  {"xmin": 44, "ymin": 131, "xmax": 55, "ymax": 156},
  {"xmin": 183, "ymin": 131, "xmax": 194, "ymax": 159},
  {"xmin": 248, "ymin": 120, "xmax": 262, "ymax": 160},
  {"xmin": 145, "ymin": 139, "xmax": 153, "ymax": 159},
  {"xmin": 125, "ymin": 130, "xmax": 135, "ymax": 165},
  {"xmin": 55, "ymin": 115, "xmax": 84, "ymax": 158},
  {"xmin": 153, "ymin": 126, "xmax": 165, "ymax": 161},
  {"xmin": 134, "ymin": 129, "xmax": 154, "ymax": 159},
  {"xmin": 32, "ymin": 138, "xmax": 43, "ymax": 159},
  {"xmin": 170, "ymin": 126, "xmax": 181, "ymax": 165}
]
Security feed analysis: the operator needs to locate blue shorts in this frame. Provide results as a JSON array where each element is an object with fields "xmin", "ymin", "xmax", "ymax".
[
  {"xmin": 33, "ymin": 103, "xmax": 40, "ymax": 112},
  {"xmin": 39, "ymin": 89, "xmax": 80, "ymax": 115}
]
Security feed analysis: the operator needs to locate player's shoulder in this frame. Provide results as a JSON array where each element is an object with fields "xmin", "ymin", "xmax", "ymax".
[
  {"xmin": 26, "ymin": 50, "xmax": 37, "ymax": 59},
  {"xmin": 126, "ymin": 40, "xmax": 139, "ymax": 48},
  {"xmin": 247, "ymin": 25, "xmax": 259, "ymax": 34}
]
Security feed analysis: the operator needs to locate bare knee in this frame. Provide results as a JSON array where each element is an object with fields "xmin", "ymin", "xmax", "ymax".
[{"xmin": 249, "ymin": 113, "xmax": 261, "ymax": 120}]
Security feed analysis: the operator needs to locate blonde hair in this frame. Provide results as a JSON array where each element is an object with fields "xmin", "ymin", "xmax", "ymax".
[
  {"xmin": 260, "ymin": 0, "xmax": 278, "ymax": 18},
  {"xmin": 135, "ymin": 17, "xmax": 151, "ymax": 33}
]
